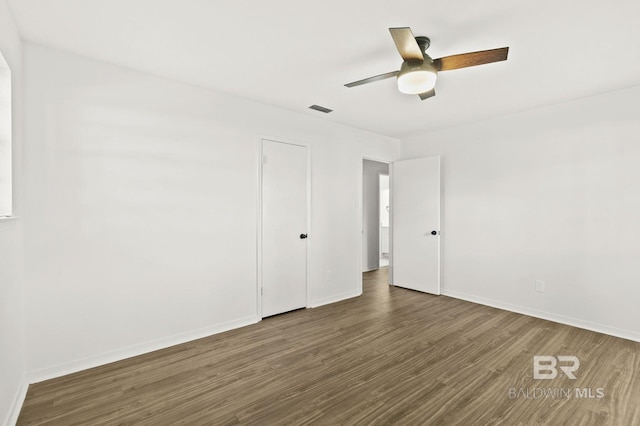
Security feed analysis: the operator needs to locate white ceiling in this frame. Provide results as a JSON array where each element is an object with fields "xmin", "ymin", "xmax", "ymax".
[{"xmin": 8, "ymin": 0, "xmax": 640, "ymax": 138}]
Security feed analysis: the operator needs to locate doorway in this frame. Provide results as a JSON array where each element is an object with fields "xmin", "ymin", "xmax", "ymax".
[
  {"xmin": 362, "ymin": 159, "xmax": 390, "ymax": 272},
  {"xmin": 360, "ymin": 155, "xmax": 441, "ymax": 296},
  {"xmin": 379, "ymin": 173, "xmax": 390, "ymax": 267}
]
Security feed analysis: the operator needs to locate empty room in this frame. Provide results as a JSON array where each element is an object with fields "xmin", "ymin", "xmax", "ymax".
[{"xmin": 1, "ymin": 0, "xmax": 640, "ymax": 425}]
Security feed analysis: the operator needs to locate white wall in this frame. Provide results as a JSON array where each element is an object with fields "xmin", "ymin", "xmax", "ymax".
[
  {"xmin": 0, "ymin": 0, "xmax": 26, "ymax": 424},
  {"xmin": 22, "ymin": 43, "xmax": 399, "ymax": 380},
  {"xmin": 362, "ymin": 160, "xmax": 388, "ymax": 271},
  {"xmin": 401, "ymin": 85, "xmax": 640, "ymax": 341}
]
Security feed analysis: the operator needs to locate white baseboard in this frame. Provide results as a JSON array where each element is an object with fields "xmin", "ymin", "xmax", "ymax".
[
  {"xmin": 27, "ymin": 315, "xmax": 260, "ymax": 384},
  {"xmin": 310, "ymin": 290, "xmax": 361, "ymax": 308},
  {"xmin": 442, "ymin": 289, "xmax": 640, "ymax": 343},
  {"xmin": 4, "ymin": 378, "xmax": 28, "ymax": 426}
]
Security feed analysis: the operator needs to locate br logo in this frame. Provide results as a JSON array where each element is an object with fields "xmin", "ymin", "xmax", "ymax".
[{"xmin": 533, "ymin": 355, "xmax": 580, "ymax": 379}]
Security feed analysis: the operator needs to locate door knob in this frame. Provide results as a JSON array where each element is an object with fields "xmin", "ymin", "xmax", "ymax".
[
  {"xmin": 431, "ymin": 230, "xmax": 438, "ymax": 236},
  {"xmin": 300, "ymin": 234, "xmax": 308, "ymax": 239}
]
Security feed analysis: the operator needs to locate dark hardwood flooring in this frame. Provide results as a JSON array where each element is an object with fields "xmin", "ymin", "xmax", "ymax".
[{"xmin": 18, "ymin": 268, "xmax": 640, "ymax": 425}]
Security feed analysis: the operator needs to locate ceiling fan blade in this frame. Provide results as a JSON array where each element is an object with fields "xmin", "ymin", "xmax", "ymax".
[
  {"xmin": 389, "ymin": 27, "xmax": 424, "ymax": 62},
  {"xmin": 418, "ymin": 88, "xmax": 436, "ymax": 100},
  {"xmin": 344, "ymin": 71, "xmax": 399, "ymax": 88},
  {"xmin": 434, "ymin": 47, "xmax": 509, "ymax": 71}
]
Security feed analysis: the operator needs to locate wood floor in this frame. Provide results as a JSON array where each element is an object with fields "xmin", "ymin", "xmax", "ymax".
[{"xmin": 18, "ymin": 268, "xmax": 640, "ymax": 425}]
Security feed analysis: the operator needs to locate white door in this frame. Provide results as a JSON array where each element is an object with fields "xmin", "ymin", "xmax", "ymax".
[
  {"xmin": 391, "ymin": 156, "xmax": 441, "ymax": 294},
  {"xmin": 261, "ymin": 140, "xmax": 308, "ymax": 317}
]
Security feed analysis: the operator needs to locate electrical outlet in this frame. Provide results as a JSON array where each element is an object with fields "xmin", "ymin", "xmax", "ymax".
[{"xmin": 535, "ymin": 280, "xmax": 545, "ymax": 293}]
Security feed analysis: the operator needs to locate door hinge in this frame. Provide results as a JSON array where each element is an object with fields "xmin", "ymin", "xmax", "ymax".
[{"xmin": 262, "ymin": 155, "xmax": 267, "ymax": 164}]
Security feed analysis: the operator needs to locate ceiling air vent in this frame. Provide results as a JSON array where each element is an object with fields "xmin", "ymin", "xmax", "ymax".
[{"xmin": 308, "ymin": 104, "xmax": 333, "ymax": 114}]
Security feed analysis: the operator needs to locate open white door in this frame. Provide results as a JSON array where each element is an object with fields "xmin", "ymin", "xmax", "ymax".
[
  {"xmin": 391, "ymin": 156, "xmax": 441, "ymax": 294},
  {"xmin": 261, "ymin": 140, "xmax": 308, "ymax": 317}
]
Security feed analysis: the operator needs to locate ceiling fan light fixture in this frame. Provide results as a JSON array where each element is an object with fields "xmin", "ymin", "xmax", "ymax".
[
  {"xmin": 397, "ymin": 61, "xmax": 438, "ymax": 95},
  {"xmin": 344, "ymin": 27, "xmax": 509, "ymax": 101}
]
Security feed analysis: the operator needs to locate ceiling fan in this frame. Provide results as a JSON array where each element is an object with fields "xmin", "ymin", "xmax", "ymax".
[{"xmin": 345, "ymin": 27, "xmax": 509, "ymax": 100}]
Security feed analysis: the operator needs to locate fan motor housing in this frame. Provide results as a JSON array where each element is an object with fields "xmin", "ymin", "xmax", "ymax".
[{"xmin": 415, "ymin": 36, "xmax": 431, "ymax": 53}]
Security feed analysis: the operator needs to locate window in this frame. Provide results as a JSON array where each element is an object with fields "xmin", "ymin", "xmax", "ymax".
[{"xmin": 0, "ymin": 50, "xmax": 11, "ymax": 217}]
